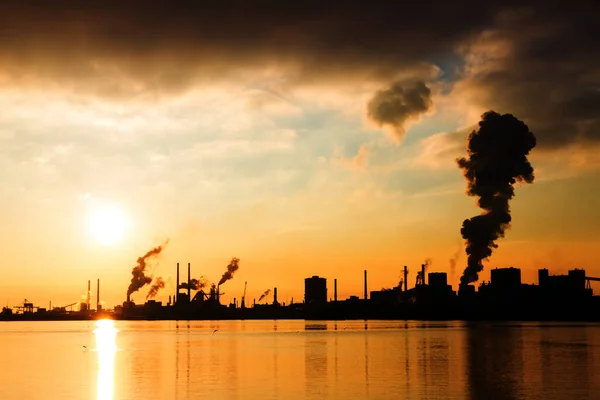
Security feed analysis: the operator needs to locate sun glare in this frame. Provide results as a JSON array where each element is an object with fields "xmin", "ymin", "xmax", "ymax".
[
  {"xmin": 89, "ymin": 206, "xmax": 128, "ymax": 245},
  {"xmin": 94, "ymin": 319, "xmax": 118, "ymax": 400}
]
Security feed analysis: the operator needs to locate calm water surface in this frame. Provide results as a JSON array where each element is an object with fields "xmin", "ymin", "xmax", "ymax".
[{"xmin": 0, "ymin": 320, "xmax": 599, "ymax": 400}]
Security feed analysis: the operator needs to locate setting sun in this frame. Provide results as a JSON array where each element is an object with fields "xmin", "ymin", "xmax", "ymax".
[{"xmin": 89, "ymin": 206, "xmax": 128, "ymax": 245}]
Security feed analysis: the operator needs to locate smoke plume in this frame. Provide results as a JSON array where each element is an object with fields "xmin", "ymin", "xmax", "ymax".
[
  {"xmin": 126, "ymin": 241, "xmax": 169, "ymax": 298},
  {"xmin": 367, "ymin": 80, "xmax": 432, "ymax": 144},
  {"xmin": 218, "ymin": 257, "xmax": 240, "ymax": 286},
  {"xmin": 449, "ymin": 248, "xmax": 461, "ymax": 283},
  {"xmin": 179, "ymin": 277, "xmax": 208, "ymax": 291},
  {"xmin": 423, "ymin": 258, "xmax": 432, "ymax": 270},
  {"xmin": 258, "ymin": 289, "xmax": 271, "ymax": 303},
  {"xmin": 457, "ymin": 111, "xmax": 536, "ymax": 288},
  {"xmin": 146, "ymin": 277, "xmax": 165, "ymax": 300}
]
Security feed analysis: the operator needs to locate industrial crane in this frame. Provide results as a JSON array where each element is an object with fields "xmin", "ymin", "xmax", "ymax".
[{"xmin": 241, "ymin": 281, "xmax": 247, "ymax": 308}]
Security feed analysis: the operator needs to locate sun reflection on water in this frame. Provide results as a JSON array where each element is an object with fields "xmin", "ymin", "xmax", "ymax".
[{"xmin": 94, "ymin": 319, "xmax": 119, "ymax": 400}]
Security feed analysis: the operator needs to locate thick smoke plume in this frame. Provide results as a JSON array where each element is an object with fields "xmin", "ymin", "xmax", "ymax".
[
  {"xmin": 146, "ymin": 277, "xmax": 165, "ymax": 300},
  {"xmin": 457, "ymin": 111, "xmax": 536, "ymax": 288},
  {"xmin": 179, "ymin": 277, "xmax": 208, "ymax": 291},
  {"xmin": 126, "ymin": 241, "xmax": 169, "ymax": 298},
  {"xmin": 218, "ymin": 257, "xmax": 240, "ymax": 286},
  {"xmin": 258, "ymin": 289, "xmax": 271, "ymax": 303}
]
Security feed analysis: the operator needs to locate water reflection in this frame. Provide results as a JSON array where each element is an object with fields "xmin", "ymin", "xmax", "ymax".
[
  {"xmin": 94, "ymin": 319, "xmax": 119, "ymax": 400},
  {"xmin": 466, "ymin": 323, "xmax": 524, "ymax": 400}
]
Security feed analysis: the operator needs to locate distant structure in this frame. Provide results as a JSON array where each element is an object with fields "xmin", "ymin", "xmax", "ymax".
[{"xmin": 305, "ymin": 276, "xmax": 327, "ymax": 305}]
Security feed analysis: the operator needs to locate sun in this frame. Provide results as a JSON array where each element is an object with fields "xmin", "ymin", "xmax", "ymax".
[{"xmin": 89, "ymin": 206, "xmax": 128, "ymax": 245}]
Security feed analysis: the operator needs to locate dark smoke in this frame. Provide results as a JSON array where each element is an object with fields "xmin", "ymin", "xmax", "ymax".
[
  {"xmin": 218, "ymin": 257, "xmax": 240, "ymax": 286},
  {"xmin": 423, "ymin": 258, "xmax": 432, "ymax": 270},
  {"xmin": 126, "ymin": 241, "xmax": 169, "ymax": 298},
  {"xmin": 179, "ymin": 277, "xmax": 208, "ymax": 291},
  {"xmin": 258, "ymin": 289, "xmax": 271, "ymax": 303},
  {"xmin": 457, "ymin": 111, "xmax": 536, "ymax": 288},
  {"xmin": 367, "ymin": 80, "xmax": 433, "ymax": 143},
  {"xmin": 146, "ymin": 277, "xmax": 165, "ymax": 300}
]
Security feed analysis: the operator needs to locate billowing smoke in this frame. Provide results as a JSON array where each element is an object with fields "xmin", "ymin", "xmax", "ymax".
[
  {"xmin": 218, "ymin": 257, "xmax": 240, "ymax": 286},
  {"xmin": 127, "ymin": 241, "xmax": 169, "ymax": 298},
  {"xmin": 146, "ymin": 277, "xmax": 165, "ymax": 300},
  {"xmin": 179, "ymin": 277, "xmax": 208, "ymax": 291},
  {"xmin": 457, "ymin": 111, "xmax": 536, "ymax": 288},
  {"xmin": 367, "ymin": 80, "xmax": 432, "ymax": 144},
  {"xmin": 258, "ymin": 289, "xmax": 271, "ymax": 303}
]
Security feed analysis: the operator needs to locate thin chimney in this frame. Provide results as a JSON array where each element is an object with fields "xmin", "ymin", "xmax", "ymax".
[
  {"xmin": 176, "ymin": 262, "xmax": 180, "ymax": 303},
  {"xmin": 334, "ymin": 279, "xmax": 338, "ymax": 302},
  {"xmin": 187, "ymin": 263, "xmax": 191, "ymax": 299},
  {"xmin": 274, "ymin": 288, "xmax": 278, "ymax": 305},
  {"xmin": 87, "ymin": 280, "xmax": 91, "ymax": 311},
  {"xmin": 97, "ymin": 279, "xmax": 100, "ymax": 311},
  {"xmin": 403, "ymin": 266, "xmax": 408, "ymax": 292},
  {"xmin": 364, "ymin": 270, "xmax": 368, "ymax": 300},
  {"xmin": 421, "ymin": 264, "xmax": 426, "ymax": 285}
]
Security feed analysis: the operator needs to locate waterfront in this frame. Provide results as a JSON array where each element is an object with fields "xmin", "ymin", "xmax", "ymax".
[{"xmin": 1, "ymin": 320, "xmax": 599, "ymax": 399}]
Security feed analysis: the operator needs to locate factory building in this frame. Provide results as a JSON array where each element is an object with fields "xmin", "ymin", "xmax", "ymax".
[
  {"xmin": 305, "ymin": 276, "xmax": 327, "ymax": 305},
  {"xmin": 491, "ymin": 267, "xmax": 522, "ymax": 289}
]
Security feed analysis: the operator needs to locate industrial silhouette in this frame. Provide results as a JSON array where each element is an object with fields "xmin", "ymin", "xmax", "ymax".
[{"xmin": 3, "ymin": 263, "xmax": 600, "ymax": 321}]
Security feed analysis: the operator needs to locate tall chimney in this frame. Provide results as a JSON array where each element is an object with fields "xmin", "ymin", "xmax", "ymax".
[
  {"xmin": 403, "ymin": 266, "xmax": 408, "ymax": 292},
  {"xmin": 97, "ymin": 279, "xmax": 100, "ymax": 311},
  {"xmin": 87, "ymin": 280, "xmax": 91, "ymax": 311},
  {"xmin": 364, "ymin": 270, "xmax": 368, "ymax": 300},
  {"xmin": 274, "ymin": 288, "xmax": 278, "ymax": 305},
  {"xmin": 187, "ymin": 263, "xmax": 191, "ymax": 299},
  {"xmin": 421, "ymin": 264, "xmax": 426, "ymax": 285},
  {"xmin": 334, "ymin": 279, "xmax": 338, "ymax": 302},
  {"xmin": 176, "ymin": 262, "xmax": 180, "ymax": 303}
]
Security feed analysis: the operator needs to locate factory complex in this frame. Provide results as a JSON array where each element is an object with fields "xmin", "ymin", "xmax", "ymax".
[{"xmin": 3, "ymin": 262, "xmax": 600, "ymax": 322}]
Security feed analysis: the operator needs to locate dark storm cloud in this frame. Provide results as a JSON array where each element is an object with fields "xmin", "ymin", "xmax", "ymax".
[
  {"xmin": 0, "ymin": 1, "xmax": 503, "ymax": 96},
  {"xmin": 367, "ymin": 81, "xmax": 432, "ymax": 143},
  {"xmin": 455, "ymin": 2, "xmax": 600, "ymax": 148}
]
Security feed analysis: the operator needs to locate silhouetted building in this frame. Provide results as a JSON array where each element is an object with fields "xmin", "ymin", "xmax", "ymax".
[
  {"xmin": 305, "ymin": 276, "xmax": 327, "ymax": 305},
  {"xmin": 428, "ymin": 272, "xmax": 448, "ymax": 288},
  {"xmin": 539, "ymin": 268, "xmax": 589, "ymax": 294},
  {"xmin": 491, "ymin": 267, "xmax": 521, "ymax": 289}
]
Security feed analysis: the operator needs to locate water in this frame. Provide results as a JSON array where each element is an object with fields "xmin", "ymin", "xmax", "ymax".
[{"xmin": 0, "ymin": 320, "xmax": 599, "ymax": 400}]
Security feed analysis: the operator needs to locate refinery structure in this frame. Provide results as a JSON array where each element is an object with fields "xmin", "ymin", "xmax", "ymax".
[{"xmin": 3, "ymin": 261, "xmax": 600, "ymax": 322}]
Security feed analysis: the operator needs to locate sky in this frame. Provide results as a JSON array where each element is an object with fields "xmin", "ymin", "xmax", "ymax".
[{"xmin": 1, "ymin": 1, "xmax": 600, "ymax": 308}]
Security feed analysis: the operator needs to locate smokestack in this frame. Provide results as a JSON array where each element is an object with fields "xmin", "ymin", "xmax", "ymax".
[
  {"xmin": 97, "ymin": 279, "xmax": 100, "ymax": 311},
  {"xmin": 87, "ymin": 280, "xmax": 91, "ymax": 311},
  {"xmin": 421, "ymin": 264, "xmax": 426, "ymax": 285},
  {"xmin": 274, "ymin": 288, "xmax": 278, "ymax": 305},
  {"xmin": 403, "ymin": 266, "xmax": 408, "ymax": 292},
  {"xmin": 334, "ymin": 279, "xmax": 337, "ymax": 302},
  {"xmin": 127, "ymin": 293, "xmax": 130, "ymax": 303},
  {"xmin": 187, "ymin": 263, "xmax": 191, "ymax": 299},
  {"xmin": 364, "ymin": 270, "xmax": 368, "ymax": 300},
  {"xmin": 176, "ymin": 262, "xmax": 179, "ymax": 301}
]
